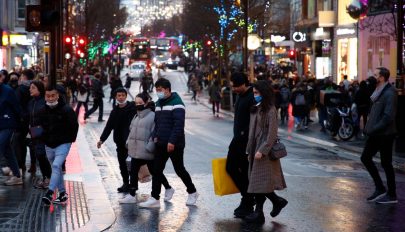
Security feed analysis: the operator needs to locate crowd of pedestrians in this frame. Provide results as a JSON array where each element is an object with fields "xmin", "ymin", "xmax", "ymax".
[
  {"xmin": 0, "ymin": 67, "xmax": 79, "ymax": 205},
  {"xmin": 0, "ymin": 63, "xmax": 399, "ymax": 222}
]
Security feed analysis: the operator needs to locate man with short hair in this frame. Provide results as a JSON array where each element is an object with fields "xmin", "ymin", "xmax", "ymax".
[
  {"xmin": 361, "ymin": 67, "xmax": 398, "ymax": 204},
  {"xmin": 226, "ymin": 72, "xmax": 256, "ymax": 218},
  {"xmin": 13, "ymin": 69, "xmax": 35, "ymax": 173},
  {"xmin": 97, "ymin": 88, "xmax": 136, "ymax": 193},
  {"xmin": 41, "ymin": 86, "xmax": 78, "ymax": 205},
  {"xmin": 85, "ymin": 73, "xmax": 104, "ymax": 122},
  {"xmin": 139, "ymin": 78, "xmax": 198, "ymax": 208}
]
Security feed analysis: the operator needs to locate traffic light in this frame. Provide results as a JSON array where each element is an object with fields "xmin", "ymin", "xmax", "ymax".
[
  {"xmin": 64, "ymin": 36, "xmax": 73, "ymax": 60},
  {"xmin": 288, "ymin": 50, "xmax": 296, "ymax": 59},
  {"xmin": 206, "ymin": 40, "xmax": 212, "ymax": 46},
  {"xmin": 26, "ymin": 1, "xmax": 60, "ymax": 32},
  {"xmin": 76, "ymin": 36, "xmax": 87, "ymax": 59}
]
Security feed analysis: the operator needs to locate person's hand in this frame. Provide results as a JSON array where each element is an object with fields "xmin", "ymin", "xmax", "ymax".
[
  {"xmin": 97, "ymin": 141, "xmax": 103, "ymax": 149},
  {"xmin": 254, "ymin": 151, "xmax": 263, "ymax": 160},
  {"xmin": 167, "ymin": 143, "xmax": 175, "ymax": 153}
]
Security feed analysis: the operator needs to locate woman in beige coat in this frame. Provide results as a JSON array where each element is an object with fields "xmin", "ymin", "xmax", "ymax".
[{"xmin": 244, "ymin": 80, "xmax": 288, "ymax": 224}]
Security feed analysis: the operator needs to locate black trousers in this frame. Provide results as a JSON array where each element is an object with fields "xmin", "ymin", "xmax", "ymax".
[
  {"xmin": 212, "ymin": 101, "xmax": 220, "ymax": 115},
  {"xmin": 151, "ymin": 144, "xmax": 196, "ymax": 200},
  {"xmin": 226, "ymin": 137, "xmax": 254, "ymax": 205},
  {"xmin": 75, "ymin": 101, "xmax": 88, "ymax": 117},
  {"xmin": 11, "ymin": 131, "xmax": 29, "ymax": 171},
  {"xmin": 116, "ymin": 144, "xmax": 130, "ymax": 185},
  {"xmin": 86, "ymin": 98, "xmax": 103, "ymax": 121},
  {"xmin": 30, "ymin": 138, "xmax": 52, "ymax": 178},
  {"xmin": 129, "ymin": 158, "xmax": 171, "ymax": 196},
  {"xmin": 361, "ymin": 135, "xmax": 396, "ymax": 197}
]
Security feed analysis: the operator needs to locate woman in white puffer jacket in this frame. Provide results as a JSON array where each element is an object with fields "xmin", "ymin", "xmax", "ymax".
[{"xmin": 119, "ymin": 92, "xmax": 173, "ymax": 204}]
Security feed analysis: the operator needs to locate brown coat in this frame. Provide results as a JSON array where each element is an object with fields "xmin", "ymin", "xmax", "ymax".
[{"xmin": 246, "ymin": 105, "xmax": 287, "ymax": 193}]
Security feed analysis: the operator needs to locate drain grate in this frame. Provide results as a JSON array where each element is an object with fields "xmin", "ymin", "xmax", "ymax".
[{"xmin": 0, "ymin": 180, "xmax": 89, "ymax": 232}]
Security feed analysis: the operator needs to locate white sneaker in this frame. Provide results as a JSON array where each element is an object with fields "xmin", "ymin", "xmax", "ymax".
[
  {"xmin": 4, "ymin": 176, "xmax": 23, "ymax": 186},
  {"xmin": 164, "ymin": 188, "xmax": 175, "ymax": 202},
  {"xmin": 138, "ymin": 197, "xmax": 160, "ymax": 208},
  {"xmin": 186, "ymin": 192, "xmax": 199, "ymax": 206},
  {"xmin": 1, "ymin": 167, "xmax": 11, "ymax": 176},
  {"xmin": 118, "ymin": 194, "xmax": 137, "ymax": 204}
]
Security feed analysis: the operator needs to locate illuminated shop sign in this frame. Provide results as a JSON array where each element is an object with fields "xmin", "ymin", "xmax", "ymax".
[
  {"xmin": 336, "ymin": 28, "xmax": 356, "ymax": 36},
  {"xmin": 293, "ymin": 32, "xmax": 307, "ymax": 42}
]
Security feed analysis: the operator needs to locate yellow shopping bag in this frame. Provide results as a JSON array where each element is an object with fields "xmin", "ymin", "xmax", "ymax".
[{"xmin": 212, "ymin": 158, "xmax": 240, "ymax": 196}]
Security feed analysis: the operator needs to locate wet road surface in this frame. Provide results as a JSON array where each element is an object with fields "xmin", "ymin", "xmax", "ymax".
[{"xmin": 82, "ymin": 69, "xmax": 405, "ymax": 232}]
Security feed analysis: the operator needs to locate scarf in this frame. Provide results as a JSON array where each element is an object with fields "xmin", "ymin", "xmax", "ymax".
[{"xmin": 370, "ymin": 82, "xmax": 388, "ymax": 102}]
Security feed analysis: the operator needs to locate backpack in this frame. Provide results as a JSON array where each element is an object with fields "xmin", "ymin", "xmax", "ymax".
[{"xmin": 295, "ymin": 93, "xmax": 306, "ymax": 106}]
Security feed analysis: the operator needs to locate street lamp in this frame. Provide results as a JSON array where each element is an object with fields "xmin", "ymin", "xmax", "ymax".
[{"xmin": 248, "ymin": 34, "xmax": 261, "ymax": 83}]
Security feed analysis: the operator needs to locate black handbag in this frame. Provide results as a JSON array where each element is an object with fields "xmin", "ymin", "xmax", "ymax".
[
  {"xmin": 269, "ymin": 138, "xmax": 287, "ymax": 160},
  {"xmin": 29, "ymin": 126, "xmax": 44, "ymax": 139}
]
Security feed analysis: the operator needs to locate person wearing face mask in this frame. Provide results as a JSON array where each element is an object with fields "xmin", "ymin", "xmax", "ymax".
[
  {"xmin": 97, "ymin": 88, "xmax": 137, "ymax": 193},
  {"xmin": 244, "ymin": 80, "xmax": 287, "ymax": 224},
  {"xmin": 119, "ymin": 92, "xmax": 173, "ymax": 204},
  {"xmin": 139, "ymin": 78, "xmax": 198, "ymax": 208},
  {"xmin": 27, "ymin": 81, "xmax": 52, "ymax": 189},
  {"xmin": 40, "ymin": 86, "xmax": 78, "ymax": 205},
  {"xmin": 7, "ymin": 72, "xmax": 20, "ymax": 90}
]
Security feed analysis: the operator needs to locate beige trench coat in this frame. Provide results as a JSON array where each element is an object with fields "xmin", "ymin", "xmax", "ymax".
[{"xmin": 246, "ymin": 105, "xmax": 287, "ymax": 193}]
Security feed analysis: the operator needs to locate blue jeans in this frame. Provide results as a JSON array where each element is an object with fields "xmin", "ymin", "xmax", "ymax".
[
  {"xmin": 45, "ymin": 143, "xmax": 71, "ymax": 192},
  {"xmin": 0, "ymin": 129, "xmax": 20, "ymax": 177}
]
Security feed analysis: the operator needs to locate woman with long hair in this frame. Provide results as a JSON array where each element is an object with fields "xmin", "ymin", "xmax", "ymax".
[
  {"xmin": 28, "ymin": 81, "xmax": 52, "ymax": 188},
  {"xmin": 244, "ymin": 80, "xmax": 288, "ymax": 224}
]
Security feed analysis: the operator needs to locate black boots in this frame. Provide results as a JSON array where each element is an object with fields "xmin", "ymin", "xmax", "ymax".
[
  {"xmin": 269, "ymin": 196, "xmax": 288, "ymax": 218},
  {"xmin": 244, "ymin": 209, "xmax": 265, "ymax": 224},
  {"xmin": 244, "ymin": 195, "xmax": 265, "ymax": 224},
  {"xmin": 234, "ymin": 198, "xmax": 254, "ymax": 218}
]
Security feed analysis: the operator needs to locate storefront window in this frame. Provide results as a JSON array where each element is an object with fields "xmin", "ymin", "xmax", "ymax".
[
  {"xmin": 17, "ymin": 0, "xmax": 25, "ymax": 20},
  {"xmin": 337, "ymin": 38, "xmax": 358, "ymax": 83}
]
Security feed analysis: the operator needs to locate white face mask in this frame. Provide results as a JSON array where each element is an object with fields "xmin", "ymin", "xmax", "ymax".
[
  {"xmin": 117, "ymin": 100, "xmax": 126, "ymax": 105},
  {"xmin": 46, "ymin": 101, "xmax": 58, "ymax": 107}
]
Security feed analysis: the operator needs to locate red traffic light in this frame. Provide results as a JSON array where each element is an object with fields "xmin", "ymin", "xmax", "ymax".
[
  {"xmin": 64, "ymin": 36, "xmax": 72, "ymax": 44},
  {"xmin": 206, "ymin": 40, "xmax": 212, "ymax": 46},
  {"xmin": 78, "ymin": 37, "xmax": 86, "ymax": 45},
  {"xmin": 288, "ymin": 50, "xmax": 296, "ymax": 58}
]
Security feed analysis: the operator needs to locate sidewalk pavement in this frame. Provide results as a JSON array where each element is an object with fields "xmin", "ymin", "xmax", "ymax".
[
  {"xmin": 193, "ymin": 86, "xmax": 405, "ymax": 172},
  {"xmin": 0, "ymin": 125, "xmax": 115, "ymax": 232}
]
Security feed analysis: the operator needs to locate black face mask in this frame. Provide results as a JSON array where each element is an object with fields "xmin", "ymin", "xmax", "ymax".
[
  {"xmin": 9, "ymin": 80, "xmax": 18, "ymax": 88},
  {"xmin": 136, "ymin": 105, "xmax": 146, "ymax": 111}
]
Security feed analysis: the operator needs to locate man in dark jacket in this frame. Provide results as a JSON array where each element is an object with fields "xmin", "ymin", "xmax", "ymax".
[
  {"xmin": 139, "ymin": 78, "xmax": 198, "ymax": 208},
  {"xmin": 97, "ymin": 88, "xmax": 136, "ymax": 193},
  {"xmin": 41, "ymin": 86, "xmax": 79, "ymax": 205},
  {"xmin": 226, "ymin": 72, "xmax": 256, "ymax": 218},
  {"xmin": 361, "ymin": 67, "xmax": 398, "ymax": 204},
  {"xmin": 85, "ymin": 73, "xmax": 104, "ymax": 122},
  {"xmin": 0, "ymin": 74, "xmax": 23, "ymax": 186},
  {"xmin": 13, "ymin": 69, "xmax": 35, "ymax": 172}
]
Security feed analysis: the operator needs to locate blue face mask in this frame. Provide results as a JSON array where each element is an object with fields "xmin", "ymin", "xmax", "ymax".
[
  {"xmin": 254, "ymin": 95, "xmax": 262, "ymax": 103},
  {"xmin": 157, "ymin": 92, "xmax": 166, "ymax": 100}
]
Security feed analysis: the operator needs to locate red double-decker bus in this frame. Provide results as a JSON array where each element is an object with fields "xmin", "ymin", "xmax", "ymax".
[{"xmin": 130, "ymin": 37, "xmax": 151, "ymax": 69}]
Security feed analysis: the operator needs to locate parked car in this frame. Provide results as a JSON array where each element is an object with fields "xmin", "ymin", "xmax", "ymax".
[{"xmin": 129, "ymin": 62, "xmax": 146, "ymax": 81}]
